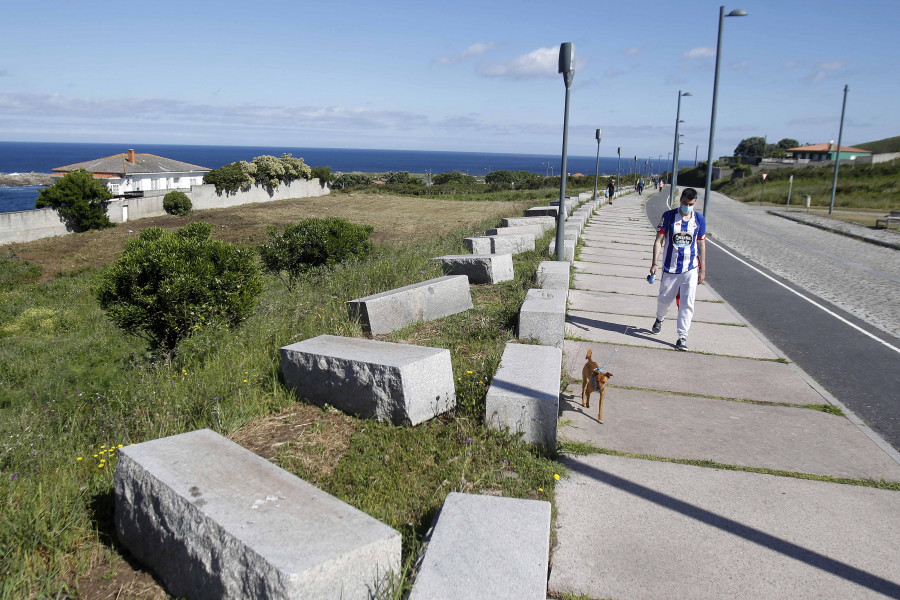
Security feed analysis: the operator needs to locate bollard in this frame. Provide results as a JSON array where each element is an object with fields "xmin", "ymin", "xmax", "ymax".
[{"xmin": 805, "ymin": 194, "xmax": 811, "ymax": 212}]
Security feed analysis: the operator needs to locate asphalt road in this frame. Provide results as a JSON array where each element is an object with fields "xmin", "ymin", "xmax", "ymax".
[{"xmin": 645, "ymin": 191, "xmax": 900, "ymax": 452}]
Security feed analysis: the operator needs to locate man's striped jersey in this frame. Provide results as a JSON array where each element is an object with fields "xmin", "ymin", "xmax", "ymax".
[{"xmin": 656, "ymin": 209, "xmax": 706, "ymax": 274}]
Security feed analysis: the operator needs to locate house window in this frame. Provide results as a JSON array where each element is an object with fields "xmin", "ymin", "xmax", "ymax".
[
  {"xmin": 151, "ymin": 179, "xmax": 159, "ymax": 190},
  {"xmin": 108, "ymin": 183, "xmax": 120, "ymax": 195}
]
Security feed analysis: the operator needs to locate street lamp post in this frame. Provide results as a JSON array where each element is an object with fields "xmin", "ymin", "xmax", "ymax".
[
  {"xmin": 592, "ymin": 128, "xmax": 602, "ymax": 201},
  {"xmin": 703, "ymin": 6, "xmax": 748, "ymax": 221},
  {"xmin": 555, "ymin": 42, "xmax": 575, "ymax": 262},
  {"xmin": 829, "ymin": 84, "xmax": 849, "ymax": 215},
  {"xmin": 671, "ymin": 90, "xmax": 691, "ymax": 207},
  {"xmin": 616, "ymin": 147, "xmax": 621, "ymax": 198}
]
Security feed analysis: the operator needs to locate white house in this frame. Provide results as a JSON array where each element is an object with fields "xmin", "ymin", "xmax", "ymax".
[{"xmin": 52, "ymin": 149, "xmax": 210, "ymax": 196}]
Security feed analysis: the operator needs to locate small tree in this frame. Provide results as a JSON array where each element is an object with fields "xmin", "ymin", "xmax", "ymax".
[
  {"xmin": 485, "ymin": 169, "xmax": 514, "ymax": 185},
  {"xmin": 383, "ymin": 171, "xmax": 414, "ymax": 185},
  {"xmin": 203, "ymin": 161, "xmax": 255, "ymax": 194},
  {"xmin": 733, "ymin": 136, "xmax": 767, "ymax": 158},
  {"xmin": 278, "ymin": 153, "xmax": 312, "ymax": 182},
  {"xmin": 163, "ymin": 190, "xmax": 192, "ymax": 215},
  {"xmin": 35, "ymin": 169, "xmax": 113, "ymax": 231},
  {"xmin": 310, "ymin": 166, "xmax": 333, "ymax": 187},
  {"xmin": 258, "ymin": 217, "xmax": 374, "ymax": 289},
  {"xmin": 777, "ymin": 138, "xmax": 800, "ymax": 150},
  {"xmin": 96, "ymin": 222, "xmax": 262, "ymax": 351}
]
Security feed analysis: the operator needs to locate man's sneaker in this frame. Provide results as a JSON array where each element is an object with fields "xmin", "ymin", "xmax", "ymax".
[
  {"xmin": 675, "ymin": 337, "xmax": 688, "ymax": 351},
  {"xmin": 651, "ymin": 318, "xmax": 663, "ymax": 334}
]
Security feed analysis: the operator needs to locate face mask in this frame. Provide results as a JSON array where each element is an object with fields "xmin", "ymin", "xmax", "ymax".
[{"xmin": 680, "ymin": 204, "xmax": 693, "ymax": 215}]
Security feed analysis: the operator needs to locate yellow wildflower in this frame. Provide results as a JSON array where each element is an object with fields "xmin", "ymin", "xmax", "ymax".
[
  {"xmin": 554, "ymin": 474, "xmax": 560, "ymax": 480},
  {"xmin": 76, "ymin": 457, "xmax": 83, "ymax": 461}
]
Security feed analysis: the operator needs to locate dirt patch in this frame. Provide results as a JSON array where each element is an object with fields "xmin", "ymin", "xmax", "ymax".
[
  {"xmin": 75, "ymin": 554, "xmax": 167, "ymax": 600},
  {"xmin": 5, "ymin": 192, "xmax": 532, "ymax": 280},
  {"xmin": 229, "ymin": 402, "xmax": 360, "ymax": 484}
]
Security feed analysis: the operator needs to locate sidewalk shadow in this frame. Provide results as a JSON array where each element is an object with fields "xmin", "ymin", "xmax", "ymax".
[
  {"xmin": 559, "ymin": 390, "xmax": 601, "ymax": 425},
  {"xmin": 560, "ymin": 457, "xmax": 900, "ymax": 597},
  {"xmin": 567, "ymin": 313, "xmax": 675, "ymax": 349}
]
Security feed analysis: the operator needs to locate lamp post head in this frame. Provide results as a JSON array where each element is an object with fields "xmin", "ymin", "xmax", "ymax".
[
  {"xmin": 617, "ymin": 147, "xmax": 621, "ymax": 156},
  {"xmin": 559, "ymin": 42, "xmax": 575, "ymax": 88},
  {"xmin": 596, "ymin": 128, "xmax": 602, "ymax": 142},
  {"xmin": 726, "ymin": 9, "xmax": 748, "ymax": 17},
  {"xmin": 681, "ymin": 91, "xmax": 693, "ymax": 97}
]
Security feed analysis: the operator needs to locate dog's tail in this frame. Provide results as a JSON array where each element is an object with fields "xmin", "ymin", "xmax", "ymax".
[{"xmin": 585, "ymin": 348, "xmax": 593, "ymax": 360}]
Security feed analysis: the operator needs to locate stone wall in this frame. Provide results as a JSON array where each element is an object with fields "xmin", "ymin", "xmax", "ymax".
[{"xmin": 0, "ymin": 179, "xmax": 329, "ymax": 245}]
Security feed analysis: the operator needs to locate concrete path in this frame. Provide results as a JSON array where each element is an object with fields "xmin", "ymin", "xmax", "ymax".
[{"xmin": 549, "ymin": 191, "xmax": 900, "ymax": 599}]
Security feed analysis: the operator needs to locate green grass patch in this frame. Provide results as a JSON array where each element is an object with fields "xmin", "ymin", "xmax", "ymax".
[{"xmin": 0, "ymin": 208, "xmax": 566, "ymax": 596}]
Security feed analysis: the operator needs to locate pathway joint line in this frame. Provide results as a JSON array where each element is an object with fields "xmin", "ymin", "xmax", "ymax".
[{"xmin": 707, "ymin": 238, "xmax": 900, "ymax": 355}]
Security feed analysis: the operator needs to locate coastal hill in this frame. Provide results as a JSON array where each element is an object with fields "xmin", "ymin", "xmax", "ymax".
[
  {"xmin": 854, "ymin": 135, "xmax": 900, "ymax": 154},
  {"xmin": 0, "ymin": 172, "xmax": 53, "ymax": 186}
]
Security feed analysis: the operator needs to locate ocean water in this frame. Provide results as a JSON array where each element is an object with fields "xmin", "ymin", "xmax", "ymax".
[{"xmin": 0, "ymin": 141, "xmax": 682, "ymax": 213}]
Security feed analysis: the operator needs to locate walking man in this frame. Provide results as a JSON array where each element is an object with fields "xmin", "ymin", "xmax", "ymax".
[
  {"xmin": 606, "ymin": 179, "xmax": 616, "ymax": 205},
  {"xmin": 649, "ymin": 188, "xmax": 706, "ymax": 350}
]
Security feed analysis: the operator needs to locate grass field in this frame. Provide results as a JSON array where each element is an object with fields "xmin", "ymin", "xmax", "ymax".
[
  {"xmin": 0, "ymin": 190, "xmax": 564, "ymax": 598},
  {"xmin": 712, "ymin": 160, "xmax": 900, "ymax": 212}
]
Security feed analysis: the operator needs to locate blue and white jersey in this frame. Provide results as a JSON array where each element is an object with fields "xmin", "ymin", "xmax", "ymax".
[{"xmin": 657, "ymin": 209, "xmax": 706, "ymax": 274}]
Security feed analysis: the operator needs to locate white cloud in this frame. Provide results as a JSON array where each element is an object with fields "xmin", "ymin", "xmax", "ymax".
[
  {"xmin": 438, "ymin": 42, "xmax": 496, "ymax": 65},
  {"xmin": 478, "ymin": 46, "xmax": 569, "ymax": 79},
  {"xmin": 784, "ymin": 60, "xmax": 797, "ymax": 69},
  {"xmin": 819, "ymin": 60, "xmax": 847, "ymax": 71},
  {"xmin": 808, "ymin": 71, "xmax": 826, "ymax": 83},
  {"xmin": 626, "ymin": 46, "xmax": 642, "ymax": 55},
  {"xmin": 683, "ymin": 47, "xmax": 716, "ymax": 59},
  {"xmin": 731, "ymin": 61, "xmax": 748, "ymax": 71},
  {"xmin": 605, "ymin": 68, "xmax": 625, "ymax": 78}
]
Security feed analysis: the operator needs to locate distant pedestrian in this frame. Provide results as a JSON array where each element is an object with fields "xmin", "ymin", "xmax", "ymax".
[
  {"xmin": 649, "ymin": 188, "xmax": 706, "ymax": 351},
  {"xmin": 637, "ymin": 178, "xmax": 644, "ymax": 195},
  {"xmin": 606, "ymin": 179, "xmax": 615, "ymax": 205}
]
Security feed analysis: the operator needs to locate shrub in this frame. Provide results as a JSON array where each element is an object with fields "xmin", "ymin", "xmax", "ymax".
[
  {"xmin": 310, "ymin": 166, "xmax": 333, "ymax": 187},
  {"xmin": 96, "ymin": 222, "xmax": 262, "ymax": 351},
  {"xmin": 278, "ymin": 153, "xmax": 312, "ymax": 182},
  {"xmin": 203, "ymin": 161, "xmax": 255, "ymax": 194},
  {"xmin": 258, "ymin": 217, "xmax": 374, "ymax": 288},
  {"xmin": 383, "ymin": 171, "xmax": 415, "ymax": 185},
  {"xmin": 162, "ymin": 190, "xmax": 192, "ymax": 215},
  {"xmin": 0, "ymin": 250, "xmax": 42, "ymax": 291},
  {"xmin": 332, "ymin": 173, "xmax": 373, "ymax": 190},
  {"xmin": 35, "ymin": 169, "xmax": 114, "ymax": 231},
  {"xmin": 432, "ymin": 171, "xmax": 476, "ymax": 185},
  {"xmin": 251, "ymin": 155, "xmax": 286, "ymax": 188}
]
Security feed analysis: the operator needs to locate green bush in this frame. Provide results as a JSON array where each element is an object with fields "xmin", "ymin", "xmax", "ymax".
[
  {"xmin": 383, "ymin": 171, "xmax": 416, "ymax": 185},
  {"xmin": 0, "ymin": 250, "xmax": 42, "ymax": 291},
  {"xmin": 162, "ymin": 190, "xmax": 192, "ymax": 215},
  {"xmin": 432, "ymin": 171, "xmax": 476, "ymax": 185},
  {"xmin": 35, "ymin": 169, "xmax": 114, "ymax": 231},
  {"xmin": 258, "ymin": 217, "xmax": 374, "ymax": 288},
  {"xmin": 96, "ymin": 222, "xmax": 262, "ymax": 351},
  {"xmin": 310, "ymin": 166, "xmax": 333, "ymax": 187},
  {"xmin": 332, "ymin": 172, "xmax": 373, "ymax": 190},
  {"xmin": 203, "ymin": 161, "xmax": 256, "ymax": 194}
]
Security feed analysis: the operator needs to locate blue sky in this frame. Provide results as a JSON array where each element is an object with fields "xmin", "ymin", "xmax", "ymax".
[{"xmin": 1, "ymin": 0, "xmax": 898, "ymax": 160}]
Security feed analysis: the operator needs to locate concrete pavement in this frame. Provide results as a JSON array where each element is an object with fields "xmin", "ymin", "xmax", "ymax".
[{"xmin": 548, "ymin": 191, "xmax": 900, "ymax": 599}]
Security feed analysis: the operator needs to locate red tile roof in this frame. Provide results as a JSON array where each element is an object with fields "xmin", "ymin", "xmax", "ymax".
[{"xmin": 786, "ymin": 143, "xmax": 871, "ymax": 153}]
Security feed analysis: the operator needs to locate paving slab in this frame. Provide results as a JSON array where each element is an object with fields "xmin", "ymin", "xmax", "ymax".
[
  {"xmin": 567, "ymin": 289, "xmax": 739, "ymax": 324},
  {"xmin": 115, "ymin": 429, "xmax": 401, "ymax": 600},
  {"xmin": 583, "ymin": 224, "xmax": 654, "ymax": 234},
  {"xmin": 577, "ymin": 247, "xmax": 652, "ymax": 262},
  {"xmin": 573, "ymin": 253, "xmax": 649, "ymax": 268},
  {"xmin": 548, "ymin": 453, "xmax": 900, "ymax": 600},
  {"xmin": 559, "ymin": 385, "xmax": 900, "ymax": 481},
  {"xmin": 409, "ymin": 493, "xmax": 550, "ymax": 600},
  {"xmin": 562, "ymin": 340, "xmax": 822, "ymax": 404},
  {"xmin": 566, "ymin": 310, "xmax": 778, "ymax": 359},
  {"xmin": 578, "ymin": 240, "xmax": 651, "ymax": 253},
  {"xmin": 572, "ymin": 273, "xmax": 721, "ymax": 302},
  {"xmin": 572, "ymin": 261, "xmax": 651, "ymax": 279}
]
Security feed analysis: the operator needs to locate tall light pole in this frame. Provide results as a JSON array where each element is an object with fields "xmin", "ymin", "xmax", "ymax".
[
  {"xmin": 671, "ymin": 90, "xmax": 691, "ymax": 206},
  {"xmin": 592, "ymin": 128, "xmax": 602, "ymax": 201},
  {"xmin": 703, "ymin": 6, "xmax": 748, "ymax": 220},
  {"xmin": 616, "ymin": 147, "xmax": 621, "ymax": 198},
  {"xmin": 829, "ymin": 84, "xmax": 849, "ymax": 215},
  {"xmin": 555, "ymin": 42, "xmax": 575, "ymax": 261}
]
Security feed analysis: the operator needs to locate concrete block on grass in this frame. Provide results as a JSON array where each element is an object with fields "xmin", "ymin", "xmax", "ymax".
[
  {"xmin": 524, "ymin": 206, "xmax": 558, "ymax": 218},
  {"xmin": 485, "ymin": 342, "xmax": 562, "ymax": 448},
  {"xmin": 465, "ymin": 234, "xmax": 534, "ymax": 255},
  {"xmin": 433, "ymin": 254, "xmax": 514, "ymax": 284},
  {"xmin": 536, "ymin": 261, "xmax": 570, "ymax": 290},
  {"xmin": 518, "ymin": 287, "xmax": 567, "ymax": 348},
  {"xmin": 409, "ymin": 492, "xmax": 551, "ymax": 600},
  {"xmin": 115, "ymin": 429, "xmax": 401, "ymax": 600},
  {"xmin": 280, "ymin": 335, "xmax": 455, "ymax": 425},
  {"xmin": 502, "ymin": 216, "xmax": 555, "ymax": 232},
  {"xmin": 548, "ymin": 238, "xmax": 576, "ymax": 263},
  {"xmin": 347, "ymin": 275, "xmax": 473, "ymax": 335},
  {"xmin": 485, "ymin": 224, "xmax": 543, "ymax": 238}
]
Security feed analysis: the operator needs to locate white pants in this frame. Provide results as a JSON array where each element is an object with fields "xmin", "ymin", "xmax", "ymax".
[{"xmin": 656, "ymin": 269, "xmax": 698, "ymax": 338}]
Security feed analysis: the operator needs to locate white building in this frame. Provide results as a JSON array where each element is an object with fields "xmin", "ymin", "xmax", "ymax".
[{"xmin": 52, "ymin": 149, "xmax": 210, "ymax": 196}]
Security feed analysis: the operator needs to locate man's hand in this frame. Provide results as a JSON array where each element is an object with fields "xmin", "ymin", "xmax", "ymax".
[
  {"xmin": 650, "ymin": 264, "xmax": 658, "ymax": 276},
  {"xmin": 698, "ymin": 268, "xmax": 705, "ymax": 285}
]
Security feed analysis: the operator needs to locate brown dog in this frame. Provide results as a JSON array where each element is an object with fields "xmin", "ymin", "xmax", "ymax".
[{"xmin": 581, "ymin": 348, "xmax": 613, "ymax": 423}]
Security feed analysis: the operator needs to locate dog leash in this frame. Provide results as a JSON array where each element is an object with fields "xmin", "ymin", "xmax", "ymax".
[{"xmin": 592, "ymin": 349, "xmax": 617, "ymax": 391}]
